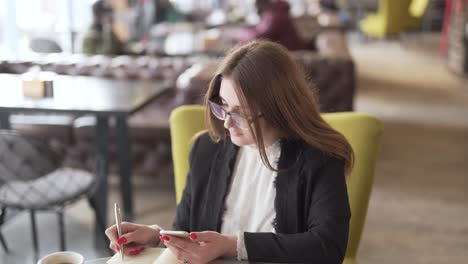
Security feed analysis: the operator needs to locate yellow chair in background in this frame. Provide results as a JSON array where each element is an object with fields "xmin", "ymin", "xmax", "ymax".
[
  {"xmin": 406, "ymin": 0, "xmax": 431, "ymax": 30},
  {"xmin": 359, "ymin": 0, "xmax": 411, "ymax": 37},
  {"xmin": 409, "ymin": 0, "xmax": 431, "ymax": 17},
  {"xmin": 359, "ymin": 0, "xmax": 429, "ymax": 38},
  {"xmin": 169, "ymin": 105, "xmax": 383, "ymax": 264}
]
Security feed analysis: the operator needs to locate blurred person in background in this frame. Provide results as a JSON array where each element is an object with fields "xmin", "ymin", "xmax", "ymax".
[
  {"xmin": 82, "ymin": 0, "xmax": 126, "ymax": 55},
  {"xmin": 232, "ymin": 0, "xmax": 304, "ymax": 51}
]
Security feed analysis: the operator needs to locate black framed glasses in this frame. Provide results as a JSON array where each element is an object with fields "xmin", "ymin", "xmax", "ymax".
[{"xmin": 208, "ymin": 100, "xmax": 261, "ymax": 129}]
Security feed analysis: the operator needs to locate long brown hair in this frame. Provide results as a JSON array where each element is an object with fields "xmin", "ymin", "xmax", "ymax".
[{"xmin": 205, "ymin": 40, "xmax": 354, "ymax": 173}]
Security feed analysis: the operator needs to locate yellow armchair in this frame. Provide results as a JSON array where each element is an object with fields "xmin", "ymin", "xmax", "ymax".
[
  {"xmin": 169, "ymin": 105, "xmax": 206, "ymax": 203},
  {"xmin": 359, "ymin": 0, "xmax": 429, "ymax": 37},
  {"xmin": 169, "ymin": 105, "xmax": 383, "ymax": 264}
]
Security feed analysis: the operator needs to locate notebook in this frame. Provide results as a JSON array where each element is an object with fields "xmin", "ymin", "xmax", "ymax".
[{"xmin": 106, "ymin": 248, "xmax": 183, "ymax": 264}]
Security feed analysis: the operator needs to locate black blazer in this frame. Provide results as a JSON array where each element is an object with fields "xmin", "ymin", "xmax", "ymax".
[{"xmin": 173, "ymin": 133, "xmax": 351, "ymax": 263}]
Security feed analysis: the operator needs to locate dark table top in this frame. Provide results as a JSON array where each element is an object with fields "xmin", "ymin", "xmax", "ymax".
[{"xmin": 0, "ymin": 73, "xmax": 172, "ymax": 115}]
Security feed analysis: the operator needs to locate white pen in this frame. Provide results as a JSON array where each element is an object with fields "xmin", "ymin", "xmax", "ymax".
[{"xmin": 114, "ymin": 203, "xmax": 124, "ymax": 261}]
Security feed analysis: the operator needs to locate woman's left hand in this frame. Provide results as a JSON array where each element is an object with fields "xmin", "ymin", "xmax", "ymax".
[{"xmin": 161, "ymin": 231, "xmax": 237, "ymax": 264}]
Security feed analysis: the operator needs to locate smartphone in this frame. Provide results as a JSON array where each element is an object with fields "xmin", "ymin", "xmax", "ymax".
[{"xmin": 160, "ymin": 230, "xmax": 190, "ymax": 238}]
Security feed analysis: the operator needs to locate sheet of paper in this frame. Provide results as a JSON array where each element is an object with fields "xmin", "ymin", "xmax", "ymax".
[{"xmin": 106, "ymin": 248, "xmax": 182, "ymax": 264}]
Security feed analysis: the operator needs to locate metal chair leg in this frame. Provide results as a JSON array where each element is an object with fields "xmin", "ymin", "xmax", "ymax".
[
  {"xmin": 0, "ymin": 232, "xmax": 8, "ymax": 253},
  {"xmin": 0, "ymin": 207, "xmax": 9, "ymax": 253},
  {"xmin": 30, "ymin": 210, "xmax": 39, "ymax": 261},
  {"xmin": 58, "ymin": 209, "xmax": 66, "ymax": 251},
  {"xmin": 88, "ymin": 197, "xmax": 111, "ymax": 253}
]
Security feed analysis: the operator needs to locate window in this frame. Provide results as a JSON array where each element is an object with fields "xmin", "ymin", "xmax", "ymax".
[{"xmin": 0, "ymin": 0, "xmax": 93, "ymax": 58}]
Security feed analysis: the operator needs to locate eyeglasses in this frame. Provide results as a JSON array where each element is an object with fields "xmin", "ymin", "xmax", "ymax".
[{"xmin": 208, "ymin": 100, "xmax": 261, "ymax": 129}]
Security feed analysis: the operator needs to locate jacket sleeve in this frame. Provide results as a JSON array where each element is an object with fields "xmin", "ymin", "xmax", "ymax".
[
  {"xmin": 171, "ymin": 136, "xmax": 202, "ymax": 231},
  {"xmin": 244, "ymin": 157, "xmax": 351, "ymax": 263}
]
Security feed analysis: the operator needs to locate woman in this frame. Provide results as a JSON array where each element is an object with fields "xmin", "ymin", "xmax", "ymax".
[
  {"xmin": 82, "ymin": 0, "xmax": 125, "ymax": 55},
  {"xmin": 106, "ymin": 40, "xmax": 353, "ymax": 263}
]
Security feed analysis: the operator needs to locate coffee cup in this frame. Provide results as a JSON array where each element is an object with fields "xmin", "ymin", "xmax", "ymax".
[{"xmin": 37, "ymin": 251, "xmax": 84, "ymax": 264}]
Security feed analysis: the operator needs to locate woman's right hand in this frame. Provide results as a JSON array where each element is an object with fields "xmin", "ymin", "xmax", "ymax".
[{"xmin": 105, "ymin": 222, "xmax": 161, "ymax": 256}]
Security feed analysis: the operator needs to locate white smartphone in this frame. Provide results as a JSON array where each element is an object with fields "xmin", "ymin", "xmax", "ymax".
[{"xmin": 160, "ymin": 230, "xmax": 190, "ymax": 238}]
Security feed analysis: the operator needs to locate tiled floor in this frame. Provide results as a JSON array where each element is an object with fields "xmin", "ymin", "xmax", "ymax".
[
  {"xmin": 352, "ymin": 33, "xmax": 468, "ymax": 264},
  {"xmin": 1, "ymin": 33, "xmax": 467, "ymax": 264}
]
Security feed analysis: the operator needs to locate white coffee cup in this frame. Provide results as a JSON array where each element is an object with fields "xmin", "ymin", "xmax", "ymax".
[{"xmin": 37, "ymin": 251, "xmax": 84, "ymax": 264}]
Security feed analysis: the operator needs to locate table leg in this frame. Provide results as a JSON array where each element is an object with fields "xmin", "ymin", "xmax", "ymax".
[
  {"xmin": 93, "ymin": 116, "xmax": 109, "ymax": 249},
  {"xmin": 116, "ymin": 116, "xmax": 134, "ymax": 220},
  {"xmin": 0, "ymin": 112, "xmax": 11, "ymax": 129}
]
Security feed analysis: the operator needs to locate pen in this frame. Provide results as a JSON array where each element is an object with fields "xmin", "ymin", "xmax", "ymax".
[{"xmin": 114, "ymin": 203, "xmax": 124, "ymax": 261}]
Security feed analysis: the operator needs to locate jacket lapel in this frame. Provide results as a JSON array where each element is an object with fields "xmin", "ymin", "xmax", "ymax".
[
  {"xmin": 204, "ymin": 139, "xmax": 238, "ymax": 232},
  {"xmin": 274, "ymin": 139, "xmax": 303, "ymax": 233}
]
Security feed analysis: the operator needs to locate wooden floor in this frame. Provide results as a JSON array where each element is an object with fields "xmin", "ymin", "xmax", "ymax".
[{"xmin": 1, "ymin": 33, "xmax": 467, "ymax": 264}]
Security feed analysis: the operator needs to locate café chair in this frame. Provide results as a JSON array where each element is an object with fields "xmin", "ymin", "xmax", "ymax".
[
  {"xmin": 359, "ymin": 0, "xmax": 429, "ymax": 38},
  {"xmin": 29, "ymin": 38, "xmax": 63, "ymax": 53},
  {"xmin": 359, "ymin": 0, "xmax": 409, "ymax": 37},
  {"xmin": 406, "ymin": 0, "xmax": 431, "ymax": 31},
  {"xmin": 0, "ymin": 130, "xmax": 105, "ymax": 260},
  {"xmin": 169, "ymin": 105, "xmax": 383, "ymax": 264}
]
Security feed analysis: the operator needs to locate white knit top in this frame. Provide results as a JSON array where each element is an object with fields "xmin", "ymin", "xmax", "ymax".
[{"xmin": 220, "ymin": 140, "xmax": 281, "ymax": 260}]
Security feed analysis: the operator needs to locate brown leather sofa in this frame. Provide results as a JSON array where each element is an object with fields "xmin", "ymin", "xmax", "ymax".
[{"xmin": 0, "ymin": 29, "xmax": 355, "ymax": 176}]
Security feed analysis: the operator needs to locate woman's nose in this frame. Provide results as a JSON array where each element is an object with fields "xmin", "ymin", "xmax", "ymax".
[{"xmin": 223, "ymin": 114, "xmax": 234, "ymax": 129}]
